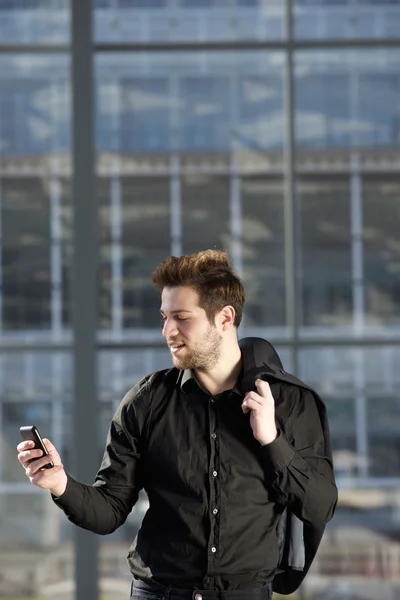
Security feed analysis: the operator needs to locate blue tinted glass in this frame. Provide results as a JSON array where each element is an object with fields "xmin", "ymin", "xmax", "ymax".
[
  {"xmin": 95, "ymin": 0, "xmax": 284, "ymax": 42},
  {"xmin": 295, "ymin": 0, "xmax": 400, "ymax": 38},
  {"xmin": 0, "ymin": 0, "xmax": 69, "ymax": 43}
]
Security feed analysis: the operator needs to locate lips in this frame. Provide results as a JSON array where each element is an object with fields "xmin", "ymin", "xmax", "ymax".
[{"xmin": 169, "ymin": 343, "xmax": 186, "ymax": 354}]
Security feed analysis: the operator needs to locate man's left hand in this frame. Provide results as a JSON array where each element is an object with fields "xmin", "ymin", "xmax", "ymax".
[{"xmin": 242, "ymin": 379, "xmax": 278, "ymax": 446}]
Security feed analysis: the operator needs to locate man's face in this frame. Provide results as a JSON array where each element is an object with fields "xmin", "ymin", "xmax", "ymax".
[{"xmin": 160, "ymin": 286, "xmax": 222, "ymax": 371}]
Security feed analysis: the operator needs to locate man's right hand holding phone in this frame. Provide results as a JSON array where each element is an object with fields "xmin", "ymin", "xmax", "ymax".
[{"xmin": 17, "ymin": 439, "xmax": 68, "ymax": 497}]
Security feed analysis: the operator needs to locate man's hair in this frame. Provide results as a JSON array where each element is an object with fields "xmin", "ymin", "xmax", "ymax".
[{"xmin": 152, "ymin": 250, "xmax": 246, "ymax": 328}]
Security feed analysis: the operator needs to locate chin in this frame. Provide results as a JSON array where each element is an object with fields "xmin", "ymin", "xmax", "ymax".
[{"xmin": 172, "ymin": 356, "xmax": 186, "ymax": 369}]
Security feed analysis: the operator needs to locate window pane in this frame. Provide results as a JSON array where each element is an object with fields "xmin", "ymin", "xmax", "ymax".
[
  {"xmin": 295, "ymin": 49, "xmax": 400, "ymax": 336},
  {"xmin": 241, "ymin": 177, "xmax": 285, "ymax": 329},
  {"xmin": 0, "ymin": 1, "xmax": 70, "ymax": 44},
  {"xmin": 0, "ymin": 352, "xmax": 73, "ymax": 596},
  {"xmin": 95, "ymin": 0, "xmax": 285, "ymax": 43},
  {"xmin": 298, "ymin": 176, "xmax": 352, "ymax": 328},
  {"xmin": 96, "ymin": 51, "xmax": 285, "ymax": 338},
  {"xmin": 300, "ymin": 345, "xmax": 400, "ymax": 481},
  {"xmin": 97, "ymin": 52, "xmax": 285, "ymax": 156},
  {"xmin": 0, "ymin": 55, "xmax": 72, "ymax": 337},
  {"xmin": 181, "ymin": 175, "xmax": 230, "ymax": 254},
  {"xmin": 363, "ymin": 175, "xmax": 400, "ymax": 326},
  {"xmin": 294, "ymin": 0, "xmax": 400, "ymax": 40},
  {"xmin": 295, "ymin": 50, "xmax": 400, "ymax": 151}
]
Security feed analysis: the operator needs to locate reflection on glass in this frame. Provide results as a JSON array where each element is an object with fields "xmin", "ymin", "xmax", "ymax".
[
  {"xmin": 96, "ymin": 52, "xmax": 285, "ymax": 155},
  {"xmin": 295, "ymin": 49, "xmax": 400, "ymax": 336},
  {"xmin": 241, "ymin": 177, "xmax": 285, "ymax": 328},
  {"xmin": 98, "ymin": 349, "xmax": 172, "ymax": 406},
  {"xmin": 298, "ymin": 176, "xmax": 352, "ymax": 328},
  {"xmin": 182, "ymin": 175, "xmax": 230, "ymax": 254},
  {"xmin": 95, "ymin": 0, "xmax": 285, "ymax": 43},
  {"xmin": 96, "ymin": 52, "xmax": 285, "ymax": 336},
  {"xmin": 294, "ymin": 0, "xmax": 400, "ymax": 40},
  {"xmin": 122, "ymin": 178, "xmax": 171, "ymax": 329},
  {"xmin": 369, "ymin": 434, "xmax": 400, "ymax": 478},
  {"xmin": 300, "ymin": 346, "xmax": 400, "ymax": 479},
  {"xmin": 0, "ymin": 352, "xmax": 72, "ymax": 482},
  {"xmin": 0, "ymin": 351, "xmax": 73, "ymax": 597},
  {"xmin": 363, "ymin": 175, "xmax": 400, "ymax": 326},
  {"xmin": 0, "ymin": 55, "xmax": 71, "ymax": 337},
  {"xmin": 295, "ymin": 49, "xmax": 400, "ymax": 150},
  {"xmin": 98, "ymin": 175, "xmax": 171, "ymax": 332},
  {"xmin": 0, "ymin": 0, "xmax": 70, "ymax": 44}
]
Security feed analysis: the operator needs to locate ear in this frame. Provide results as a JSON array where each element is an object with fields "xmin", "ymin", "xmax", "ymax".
[{"xmin": 218, "ymin": 305, "xmax": 236, "ymax": 331}]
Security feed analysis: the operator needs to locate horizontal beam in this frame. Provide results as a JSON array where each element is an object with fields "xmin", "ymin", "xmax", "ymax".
[
  {"xmin": 0, "ymin": 337, "xmax": 399, "ymax": 352},
  {"xmin": 94, "ymin": 38, "xmax": 400, "ymax": 52},
  {"xmin": 1, "ymin": 37, "xmax": 400, "ymax": 54}
]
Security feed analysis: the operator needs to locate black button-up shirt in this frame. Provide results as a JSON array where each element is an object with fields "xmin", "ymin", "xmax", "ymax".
[{"xmin": 53, "ymin": 367, "xmax": 336, "ymax": 591}]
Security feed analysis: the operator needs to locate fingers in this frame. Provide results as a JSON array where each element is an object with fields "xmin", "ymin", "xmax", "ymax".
[
  {"xmin": 17, "ymin": 440, "xmax": 35, "ymax": 453},
  {"xmin": 18, "ymin": 448, "xmax": 44, "ymax": 466},
  {"xmin": 242, "ymin": 380, "xmax": 274, "ymax": 414},
  {"xmin": 25, "ymin": 454, "xmax": 57, "ymax": 477},
  {"xmin": 243, "ymin": 391, "xmax": 264, "ymax": 405},
  {"xmin": 242, "ymin": 397, "xmax": 262, "ymax": 414},
  {"xmin": 30, "ymin": 465, "xmax": 65, "ymax": 488},
  {"xmin": 255, "ymin": 379, "xmax": 273, "ymax": 396}
]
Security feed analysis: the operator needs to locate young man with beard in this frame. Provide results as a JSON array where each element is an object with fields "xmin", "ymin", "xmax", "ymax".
[{"xmin": 17, "ymin": 250, "xmax": 337, "ymax": 600}]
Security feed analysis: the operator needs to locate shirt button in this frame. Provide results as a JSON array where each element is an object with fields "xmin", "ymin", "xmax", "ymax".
[
  {"xmin": 213, "ymin": 508, "xmax": 218, "ymax": 515},
  {"xmin": 212, "ymin": 470, "xmax": 217, "ymax": 477},
  {"xmin": 211, "ymin": 546, "xmax": 217, "ymax": 553},
  {"xmin": 211, "ymin": 433, "xmax": 217, "ymax": 439},
  {"xmin": 210, "ymin": 397, "xmax": 215, "ymax": 403}
]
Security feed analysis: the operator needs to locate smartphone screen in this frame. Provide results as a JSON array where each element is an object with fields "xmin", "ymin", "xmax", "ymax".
[{"xmin": 20, "ymin": 425, "xmax": 54, "ymax": 469}]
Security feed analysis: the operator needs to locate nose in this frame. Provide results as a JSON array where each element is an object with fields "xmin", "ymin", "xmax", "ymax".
[{"xmin": 162, "ymin": 318, "xmax": 179, "ymax": 338}]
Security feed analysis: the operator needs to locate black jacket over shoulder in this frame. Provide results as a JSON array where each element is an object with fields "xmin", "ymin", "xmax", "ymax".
[
  {"xmin": 53, "ymin": 337, "xmax": 337, "ymax": 593},
  {"xmin": 239, "ymin": 337, "xmax": 337, "ymax": 594}
]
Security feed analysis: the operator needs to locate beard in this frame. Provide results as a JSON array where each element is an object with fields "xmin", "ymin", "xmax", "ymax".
[{"xmin": 169, "ymin": 325, "xmax": 222, "ymax": 371}]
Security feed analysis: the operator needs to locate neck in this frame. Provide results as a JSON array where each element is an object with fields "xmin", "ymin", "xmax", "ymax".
[{"xmin": 194, "ymin": 340, "xmax": 242, "ymax": 396}]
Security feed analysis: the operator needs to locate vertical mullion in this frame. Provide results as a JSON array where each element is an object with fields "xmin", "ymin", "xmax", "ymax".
[
  {"xmin": 0, "ymin": 178, "xmax": 3, "ymax": 334},
  {"xmin": 110, "ymin": 170, "xmax": 123, "ymax": 336},
  {"xmin": 71, "ymin": 1, "xmax": 99, "ymax": 600},
  {"xmin": 170, "ymin": 155, "xmax": 182, "ymax": 256},
  {"xmin": 230, "ymin": 157, "xmax": 242, "ymax": 276},
  {"xmin": 350, "ymin": 154, "xmax": 365, "ymax": 334},
  {"xmin": 284, "ymin": 0, "xmax": 299, "ymax": 375},
  {"xmin": 50, "ymin": 158, "xmax": 63, "ymax": 339}
]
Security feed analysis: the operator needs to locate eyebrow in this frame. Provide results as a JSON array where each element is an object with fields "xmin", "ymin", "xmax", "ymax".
[{"xmin": 160, "ymin": 310, "xmax": 193, "ymax": 315}]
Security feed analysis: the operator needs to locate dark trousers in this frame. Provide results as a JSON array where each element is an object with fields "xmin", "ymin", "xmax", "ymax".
[{"xmin": 130, "ymin": 578, "xmax": 273, "ymax": 600}]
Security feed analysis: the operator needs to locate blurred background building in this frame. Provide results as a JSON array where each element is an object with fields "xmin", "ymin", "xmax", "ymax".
[{"xmin": 0, "ymin": 0, "xmax": 399, "ymax": 599}]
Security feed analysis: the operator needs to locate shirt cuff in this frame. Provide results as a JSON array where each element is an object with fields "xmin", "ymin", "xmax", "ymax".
[
  {"xmin": 51, "ymin": 474, "xmax": 81, "ymax": 508},
  {"xmin": 259, "ymin": 430, "xmax": 296, "ymax": 471}
]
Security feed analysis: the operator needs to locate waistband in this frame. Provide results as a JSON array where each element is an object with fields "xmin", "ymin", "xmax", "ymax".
[{"xmin": 131, "ymin": 578, "xmax": 272, "ymax": 600}]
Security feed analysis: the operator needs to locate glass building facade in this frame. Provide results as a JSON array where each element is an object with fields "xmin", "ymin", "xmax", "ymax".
[{"xmin": 0, "ymin": 1, "xmax": 399, "ymax": 599}]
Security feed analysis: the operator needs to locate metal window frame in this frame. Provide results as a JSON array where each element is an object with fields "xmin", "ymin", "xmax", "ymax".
[
  {"xmin": 0, "ymin": 1, "xmax": 400, "ymax": 599},
  {"xmin": 71, "ymin": 1, "xmax": 98, "ymax": 599}
]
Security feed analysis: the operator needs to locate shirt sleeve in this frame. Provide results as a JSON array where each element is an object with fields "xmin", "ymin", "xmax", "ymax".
[
  {"xmin": 52, "ymin": 381, "xmax": 149, "ymax": 535},
  {"xmin": 259, "ymin": 386, "xmax": 337, "ymax": 528}
]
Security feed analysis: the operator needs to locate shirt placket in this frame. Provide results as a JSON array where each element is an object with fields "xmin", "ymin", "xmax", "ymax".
[{"xmin": 204, "ymin": 394, "xmax": 220, "ymax": 589}]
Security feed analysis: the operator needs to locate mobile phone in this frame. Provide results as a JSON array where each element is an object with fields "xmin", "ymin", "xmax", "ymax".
[{"xmin": 20, "ymin": 425, "xmax": 54, "ymax": 469}]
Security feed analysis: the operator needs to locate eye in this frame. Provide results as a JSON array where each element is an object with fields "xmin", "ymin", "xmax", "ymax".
[{"xmin": 176, "ymin": 317, "xmax": 188, "ymax": 322}]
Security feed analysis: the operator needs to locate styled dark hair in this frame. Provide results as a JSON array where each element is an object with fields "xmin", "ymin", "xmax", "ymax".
[{"xmin": 152, "ymin": 250, "xmax": 246, "ymax": 328}]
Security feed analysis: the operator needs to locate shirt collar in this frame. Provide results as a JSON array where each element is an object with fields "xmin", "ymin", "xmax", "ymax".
[{"xmin": 180, "ymin": 368, "xmax": 242, "ymax": 397}]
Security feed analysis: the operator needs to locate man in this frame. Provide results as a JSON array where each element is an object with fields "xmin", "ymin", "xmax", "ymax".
[{"xmin": 17, "ymin": 249, "xmax": 337, "ymax": 600}]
